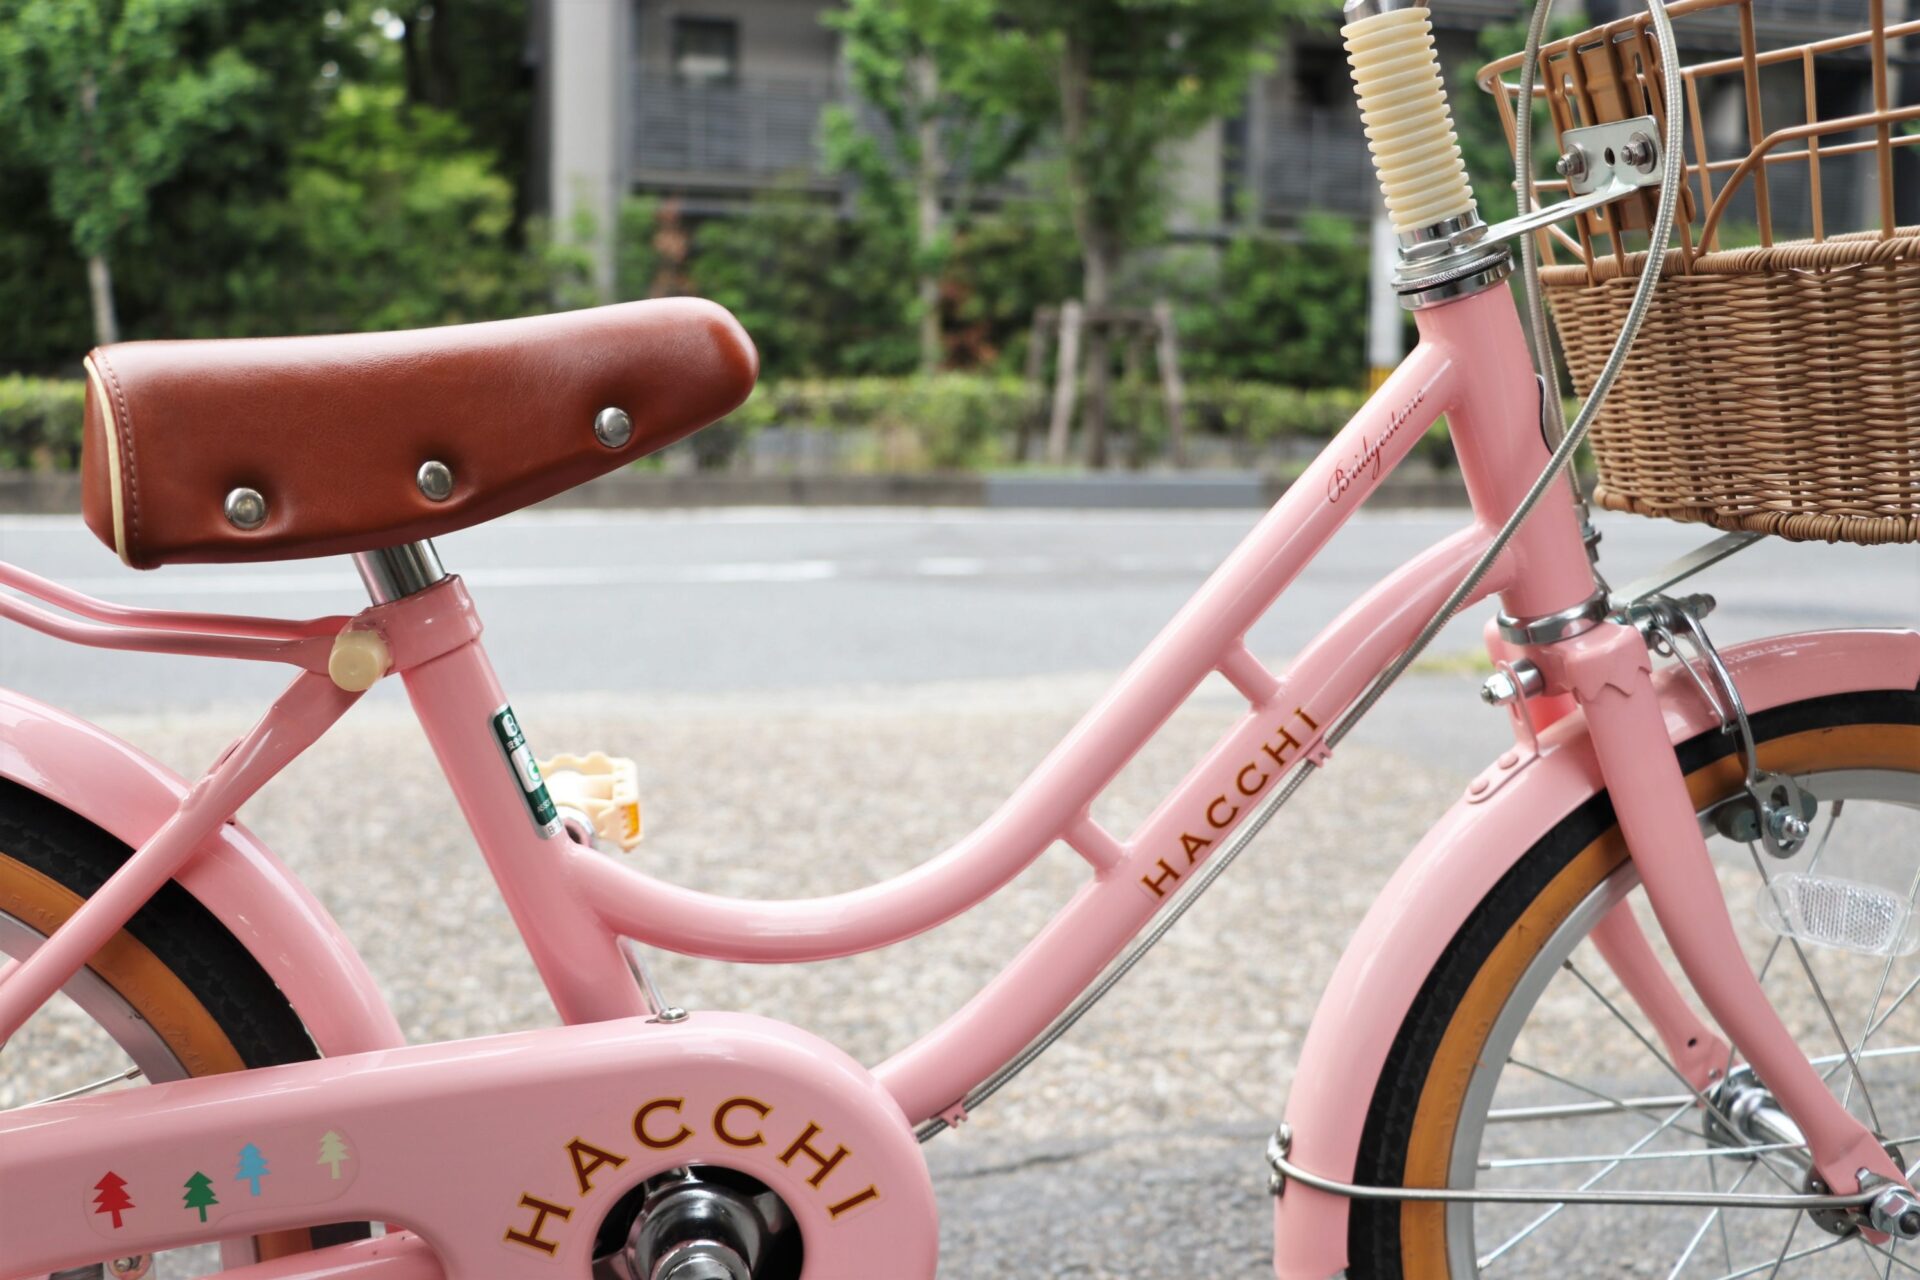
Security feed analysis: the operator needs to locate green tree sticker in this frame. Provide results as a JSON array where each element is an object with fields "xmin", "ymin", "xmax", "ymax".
[
  {"xmin": 318, "ymin": 1130, "xmax": 350, "ymax": 1180},
  {"xmin": 235, "ymin": 1143, "xmax": 270, "ymax": 1197},
  {"xmin": 183, "ymin": 1171, "xmax": 218, "ymax": 1223}
]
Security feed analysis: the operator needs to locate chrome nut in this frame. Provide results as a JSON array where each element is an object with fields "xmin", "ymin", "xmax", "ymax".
[
  {"xmin": 1620, "ymin": 131, "xmax": 1658, "ymax": 173},
  {"xmin": 595, "ymin": 406, "xmax": 635, "ymax": 449},
  {"xmin": 1479, "ymin": 660, "xmax": 1544, "ymax": 707},
  {"xmin": 1555, "ymin": 146, "xmax": 1590, "ymax": 181},
  {"xmin": 1868, "ymin": 1183, "xmax": 1920, "ymax": 1239},
  {"xmin": 1768, "ymin": 807, "xmax": 1811, "ymax": 847},
  {"xmin": 417, "ymin": 460, "xmax": 454, "ymax": 502},
  {"xmin": 224, "ymin": 487, "xmax": 267, "ymax": 530}
]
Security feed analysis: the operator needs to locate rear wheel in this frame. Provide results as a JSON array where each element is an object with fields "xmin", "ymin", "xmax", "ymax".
[
  {"xmin": 0, "ymin": 777, "xmax": 361, "ymax": 1277},
  {"xmin": 1348, "ymin": 689, "xmax": 1920, "ymax": 1278}
]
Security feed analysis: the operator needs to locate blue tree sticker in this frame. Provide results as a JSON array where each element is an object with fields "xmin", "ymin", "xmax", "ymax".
[{"xmin": 234, "ymin": 1143, "xmax": 271, "ymax": 1197}]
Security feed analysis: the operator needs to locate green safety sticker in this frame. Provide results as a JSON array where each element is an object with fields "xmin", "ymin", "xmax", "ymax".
[{"xmin": 492, "ymin": 704, "xmax": 561, "ymax": 837}]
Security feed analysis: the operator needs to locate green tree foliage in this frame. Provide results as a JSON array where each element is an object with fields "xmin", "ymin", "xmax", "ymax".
[
  {"xmin": 822, "ymin": 0, "xmax": 1051, "ymax": 368},
  {"xmin": 1167, "ymin": 215, "xmax": 1367, "ymax": 388},
  {"xmin": 998, "ymin": 0, "xmax": 1307, "ymax": 463},
  {"xmin": 685, "ymin": 190, "xmax": 919, "ymax": 379},
  {"xmin": 940, "ymin": 194, "xmax": 1081, "ymax": 370},
  {"xmin": 0, "ymin": 0, "xmax": 270, "ymax": 344},
  {"xmin": 616, "ymin": 189, "xmax": 1081, "ymax": 380},
  {"xmin": 267, "ymin": 83, "xmax": 581, "ymax": 334},
  {"xmin": 1003, "ymin": 0, "xmax": 1301, "ymax": 301},
  {"xmin": 360, "ymin": 1, "xmax": 534, "ymax": 216},
  {"xmin": 1452, "ymin": 16, "xmax": 1583, "ymax": 224}
]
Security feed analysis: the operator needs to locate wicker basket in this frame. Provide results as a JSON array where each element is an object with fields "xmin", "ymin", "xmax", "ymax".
[{"xmin": 1478, "ymin": 0, "xmax": 1920, "ymax": 544}]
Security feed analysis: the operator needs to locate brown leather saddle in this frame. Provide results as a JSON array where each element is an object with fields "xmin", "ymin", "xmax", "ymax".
[{"xmin": 80, "ymin": 299, "xmax": 757, "ymax": 568}]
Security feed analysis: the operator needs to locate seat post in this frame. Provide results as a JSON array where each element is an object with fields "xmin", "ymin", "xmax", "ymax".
[{"xmin": 354, "ymin": 541, "xmax": 448, "ymax": 604}]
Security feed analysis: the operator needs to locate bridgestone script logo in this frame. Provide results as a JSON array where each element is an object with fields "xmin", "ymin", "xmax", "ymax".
[{"xmin": 1327, "ymin": 385, "xmax": 1427, "ymax": 503}]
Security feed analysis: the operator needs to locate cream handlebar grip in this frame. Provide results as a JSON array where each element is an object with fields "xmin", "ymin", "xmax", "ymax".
[{"xmin": 1342, "ymin": 6, "xmax": 1477, "ymax": 235}]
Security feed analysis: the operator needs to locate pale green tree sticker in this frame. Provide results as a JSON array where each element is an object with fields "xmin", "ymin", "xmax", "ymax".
[{"xmin": 318, "ymin": 1130, "xmax": 350, "ymax": 1180}]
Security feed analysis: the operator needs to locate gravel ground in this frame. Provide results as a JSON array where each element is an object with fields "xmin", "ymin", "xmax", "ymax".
[
  {"xmin": 7, "ymin": 674, "xmax": 1451, "ymax": 1277},
  {"xmin": 8, "ymin": 673, "xmax": 1920, "ymax": 1278}
]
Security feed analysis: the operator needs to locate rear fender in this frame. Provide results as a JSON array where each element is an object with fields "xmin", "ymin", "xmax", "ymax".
[
  {"xmin": 0, "ymin": 686, "xmax": 403, "ymax": 1056},
  {"xmin": 1272, "ymin": 628, "xmax": 1920, "ymax": 1278}
]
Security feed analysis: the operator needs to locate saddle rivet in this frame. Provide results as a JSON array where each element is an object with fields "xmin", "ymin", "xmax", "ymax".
[
  {"xmin": 594, "ymin": 406, "xmax": 634, "ymax": 449},
  {"xmin": 224, "ymin": 487, "xmax": 267, "ymax": 530},
  {"xmin": 417, "ymin": 460, "xmax": 454, "ymax": 502}
]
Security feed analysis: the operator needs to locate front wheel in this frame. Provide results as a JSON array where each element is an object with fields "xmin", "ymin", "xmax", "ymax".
[{"xmin": 1349, "ymin": 688, "xmax": 1920, "ymax": 1278}]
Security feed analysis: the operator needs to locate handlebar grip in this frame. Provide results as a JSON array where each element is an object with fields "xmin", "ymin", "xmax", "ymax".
[{"xmin": 1342, "ymin": 4, "xmax": 1477, "ymax": 235}]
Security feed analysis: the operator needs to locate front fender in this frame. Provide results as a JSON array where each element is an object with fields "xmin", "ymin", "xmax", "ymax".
[
  {"xmin": 0, "ymin": 686, "xmax": 403, "ymax": 1057},
  {"xmin": 1273, "ymin": 628, "xmax": 1920, "ymax": 1279}
]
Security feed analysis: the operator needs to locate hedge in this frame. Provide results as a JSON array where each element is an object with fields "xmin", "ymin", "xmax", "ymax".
[
  {"xmin": 725, "ymin": 376, "xmax": 1381, "ymax": 468},
  {"xmin": 0, "ymin": 375, "xmax": 85, "ymax": 471},
  {"xmin": 0, "ymin": 374, "xmax": 1405, "ymax": 474}
]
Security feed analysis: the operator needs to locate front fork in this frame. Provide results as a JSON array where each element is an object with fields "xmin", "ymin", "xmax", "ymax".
[{"xmin": 1528, "ymin": 620, "xmax": 1908, "ymax": 1198}]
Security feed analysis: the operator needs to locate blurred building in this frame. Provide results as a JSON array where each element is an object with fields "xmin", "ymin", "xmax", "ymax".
[{"xmin": 531, "ymin": 0, "xmax": 1911, "ymax": 294}]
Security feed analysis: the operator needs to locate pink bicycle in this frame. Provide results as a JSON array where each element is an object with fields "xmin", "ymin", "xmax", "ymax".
[{"xmin": 4, "ymin": 0, "xmax": 1918, "ymax": 1275}]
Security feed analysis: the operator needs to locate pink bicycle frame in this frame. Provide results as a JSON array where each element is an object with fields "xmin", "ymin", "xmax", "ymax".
[{"xmin": 1, "ymin": 278, "xmax": 1911, "ymax": 1279}]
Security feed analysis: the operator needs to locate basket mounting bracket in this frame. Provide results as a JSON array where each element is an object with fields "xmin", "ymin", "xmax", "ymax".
[{"xmin": 1486, "ymin": 115, "xmax": 1668, "ymax": 244}]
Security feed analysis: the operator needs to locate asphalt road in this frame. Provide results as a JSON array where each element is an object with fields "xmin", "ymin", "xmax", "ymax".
[
  {"xmin": 0, "ymin": 506, "xmax": 1911, "ymax": 776},
  {"xmin": 0, "ymin": 507, "xmax": 1914, "ymax": 1278}
]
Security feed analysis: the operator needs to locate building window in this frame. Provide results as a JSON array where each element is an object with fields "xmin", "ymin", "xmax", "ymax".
[{"xmin": 673, "ymin": 17, "xmax": 738, "ymax": 87}]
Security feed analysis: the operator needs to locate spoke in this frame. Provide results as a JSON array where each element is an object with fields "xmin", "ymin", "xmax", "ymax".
[
  {"xmin": 1820, "ymin": 992, "xmax": 1920, "ymax": 1093},
  {"xmin": 1565, "ymin": 960, "xmax": 1749, "ymax": 1139},
  {"xmin": 1709, "ymin": 1157, "xmax": 1736, "ymax": 1275},
  {"xmin": 1477, "ymin": 1102, "xmax": 1694, "ymax": 1270},
  {"xmin": 1764, "ymin": 1211, "xmax": 1803, "ymax": 1280},
  {"xmin": 1506, "ymin": 1056, "xmax": 1712, "ymax": 1143},
  {"xmin": 1712, "ymin": 804, "xmax": 1841, "ymax": 1088},
  {"xmin": 1496, "ymin": 1045, "xmax": 1920, "ymax": 1124},
  {"xmin": 1491, "ymin": 1094, "xmax": 1697, "ymax": 1123},
  {"xmin": 1836, "ymin": 981, "xmax": 1920, "ymax": 1079},
  {"xmin": 1855, "ymin": 1237, "xmax": 1894, "ymax": 1280},
  {"xmin": 1844, "ymin": 858, "xmax": 1920, "ymax": 1111},
  {"xmin": 25, "ymin": 1064, "xmax": 141, "ymax": 1107},
  {"xmin": 1668, "ymin": 1159, "xmax": 1761, "ymax": 1279},
  {"xmin": 1700, "ymin": 1229, "xmax": 1849, "ymax": 1280},
  {"xmin": 1861, "ymin": 1239, "xmax": 1920, "ymax": 1277},
  {"xmin": 1809, "ymin": 800, "xmax": 1847, "ymax": 871},
  {"xmin": 1748, "ymin": 842, "xmax": 1885, "ymax": 1131},
  {"xmin": 1480, "ymin": 1129, "xmax": 1920, "ymax": 1171}
]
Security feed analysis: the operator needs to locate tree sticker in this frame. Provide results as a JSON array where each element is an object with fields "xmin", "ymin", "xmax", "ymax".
[
  {"xmin": 235, "ymin": 1142, "xmax": 271, "ymax": 1196},
  {"xmin": 317, "ymin": 1130, "xmax": 350, "ymax": 1180},
  {"xmin": 92, "ymin": 1171, "xmax": 133, "ymax": 1228},
  {"xmin": 183, "ymin": 1171, "xmax": 218, "ymax": 1222}
]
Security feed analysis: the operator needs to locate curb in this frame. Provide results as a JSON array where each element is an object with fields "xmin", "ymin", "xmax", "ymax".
[{"xmin": 0, "ymin": 468, "xmax": 1472, "ymax": 515}]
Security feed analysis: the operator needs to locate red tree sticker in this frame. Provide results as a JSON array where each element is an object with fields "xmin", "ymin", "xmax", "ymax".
[{"xmin": 93, "ymin": 1172, "xmax": 133, "ymax": 1228}]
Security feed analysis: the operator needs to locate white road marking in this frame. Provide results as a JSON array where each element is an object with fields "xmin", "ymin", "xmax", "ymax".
[
  {"xmin": 0, "ymin": 506, "xmax": 1467, "ymax": 534},
  {"xmin": 7, "ymin": 554, "xmax": 1226, "ymax": 598}
]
